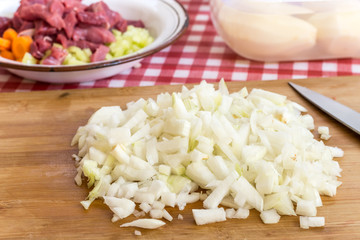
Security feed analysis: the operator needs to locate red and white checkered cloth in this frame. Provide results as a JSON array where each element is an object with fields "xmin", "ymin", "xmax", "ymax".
[{"xmin": 1, "ymin": 0, "xmax": 360, "ymax": 92}]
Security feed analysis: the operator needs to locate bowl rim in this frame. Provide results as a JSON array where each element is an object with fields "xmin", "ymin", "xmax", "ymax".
[{"xmin": 0, "ymin": 0, "xmax": 189, "ymax": 72}]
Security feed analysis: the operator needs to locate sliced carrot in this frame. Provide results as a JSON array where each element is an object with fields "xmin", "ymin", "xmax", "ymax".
[
  {"xmin": 0, "ymin": 50, "xmax": 15, "ymax": 60},
  {"xmin": 0, "ymin": 37, "xmax": 11, "ymax": 50},
  {"xmin": 12, "ymin": 35, "xmax": 33, "ymax": 61},
  {"xmin": 3, "ymin": 28, "xmax": 18, "ymax": 43}
]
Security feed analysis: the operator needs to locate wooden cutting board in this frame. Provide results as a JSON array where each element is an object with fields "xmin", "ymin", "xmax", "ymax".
[{"xmin": 0, "ymin": 76, "xmax": 359, "ymax": 240}]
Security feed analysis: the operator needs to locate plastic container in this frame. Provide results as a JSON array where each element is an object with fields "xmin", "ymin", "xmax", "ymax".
[{"xmin": 210, "ymin": 0, "xmax": 360, "ymax": 62}]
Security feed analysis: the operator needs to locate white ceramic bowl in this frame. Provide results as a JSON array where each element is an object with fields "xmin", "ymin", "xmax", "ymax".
[{"xmin": 0, "ymin": 0, "xmax": 188, "ymax": 83}]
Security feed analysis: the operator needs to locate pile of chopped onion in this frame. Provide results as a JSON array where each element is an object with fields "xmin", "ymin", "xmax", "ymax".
[{"xmin": 71, "ymin": 80, "xmax": 343, "ymax": 230}]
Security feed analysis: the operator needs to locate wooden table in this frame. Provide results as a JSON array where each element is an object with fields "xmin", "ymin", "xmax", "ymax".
[{"xmin": 0, "ymin": 76, "xmax": 359, "ymax": 239}]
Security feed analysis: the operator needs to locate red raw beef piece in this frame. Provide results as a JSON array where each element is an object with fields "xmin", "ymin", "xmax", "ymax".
[
  {"xmin": 77, "ymin": 11, "xmax": 108, "ymax": 27},
  {"xmin": 67, "ymin": 40, "xmax": 100, "ymax": 52},
  {"xmin": 48, "ymin": 0, "xmax": 64, "ymax": 16},
  {"xmin": 86, "ymin": 26, "xmax": 115, "ymax": 44},
  {"xmin": 41, "ymin": 46, "xmax": 67, "ymax": 65},
  {"xmin": 18, "ymin": 20, "xmax": 35, "ymax": 32},
  {"xmin": 115, "ymin": 19, "xmax": 127, "ymax": 32},
  {"xmin": 30, "ymin": 36, "xmax": 52, "ymax": 59},
  {"xmin": 86, "ymin": 1, "xmax": 122, "ymax": 29},
  {"xmin": 12, "ymin": 12, "xmax": 23, "ymax": 32},
  {"xmin": 56, "ymin": 33, "xmax": 68, "ymax": 48},
  {"xmin": 19, "ymin": 2, "xmax": 65, "ymax": 30},
  {"xmin": 90, "ymin": 45, "xmax": 109, "ymax": 62},
  {"xmin": 127, "ymin": 20, "xmax": 145, "ymax": 28},
  {"xmin": 63, "ymin": 11, "xmax": 77, "ymax": 38},
  {"xmin": 20, "ymin": 0, "xmax": 48, "ymax": 6},
  {"xmin": 18, "ymin": 4, "xmax": 48, "ymax": 21},
  {"xmin": 106, "ymin": 11, "xmax": 122, "ymax": 29},
  {"xmin": 35, "ymin": 20, "xmax": 57, "ymax": 35},
  {"xmin": 72, "ymin": 27, "xmax": 88, "ymax": 41},
  {"xmin": 73, "ymin": 26, "xmax": 115, "ymax": 44},
  {"xmin": 0, "ymin": 17, "xmax": 12, "ymax": 36},
  {"xmin": 45, "ymin": 13, "xmax": 65, "ymax": 30},
  {"xmin": 62, "ymin": 0, "xmax": 86, "ymax": 12}
]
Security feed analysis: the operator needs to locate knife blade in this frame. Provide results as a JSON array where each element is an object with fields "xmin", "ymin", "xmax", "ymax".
[{"xmin": 288, "ymin": 82, "xmax": 360, "ymax": 135}]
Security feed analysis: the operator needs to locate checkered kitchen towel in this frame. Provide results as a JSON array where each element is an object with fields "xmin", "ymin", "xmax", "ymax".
[{"xmin": 1, "ymin": 0, "xmax": 360, "ymax": 92}]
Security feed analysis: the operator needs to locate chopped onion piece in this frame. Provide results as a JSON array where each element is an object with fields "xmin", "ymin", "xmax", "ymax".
[
  {"xmin": 161, "ymin": 192, "xmax": 177, "ymax": 207},
  {"xmin": 318, "ymin": 126, "xmax": 331, "ymax": 140},
  {"xmin": 150, "ymin": 209, "xmax": 163, "ymax": 219},
  {"xmin": 203, "ymin": 171, "xmax": 238, "ymax": 209},
  {"xmin": 162, "ymin": 209, "xmax": 173, "ymax": 221},
  {"xmin": 300, "ymin": 216, "xmax": 325, "ymax": 229},
  {"xmin": 139, "ymin": 202, "xmax": 151, "ymax": 213},
  {"xmin": 120, "ymin": 219, "xmax": 166, "ymax": 229},
  {"xmin": 329, "ymin": 146, "xmax": 344, "ymax": 158},
  {"xmin": 296, "ymin": 200, "xmax": 317, "ymax": 217},
  {"xmin": 226, "ymin": 208, "xmax": 236, "ymax": 218},
  {"xmin": 231, "ymin": 176, "xmax": 264, "ymax": 212},
  {"xmin": 233, "ymin": 208, "xmax": 250, "ymax": 219},
  {"xmin": 192, "ymin": 208, "xmax": 226, "ymax": 225},
  {"xmin": 260, "ymin": 209, "xmax": 281, "ymax": 224}
]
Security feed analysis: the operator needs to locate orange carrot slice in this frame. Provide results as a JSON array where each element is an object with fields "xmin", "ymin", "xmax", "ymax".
[
  {"xmin": 3, "ymin": 28, "xmax": 18, "ymax": 43},
  {"xmin": 12, "ymin": 35, "xmax": 33, "ymax": 61},
  {"xmin": 0, "ymin": 37, "xmax": 11, "ymax": 51},
  {"xmin": 0, "ymin": 50, "xmax": 15, "ymax": 60}
]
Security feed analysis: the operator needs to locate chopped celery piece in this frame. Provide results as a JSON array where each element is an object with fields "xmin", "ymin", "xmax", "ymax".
[
  {"xmin": 67, "ymin": 46, "xmax": 90, "ymax": 62},
  {"xmin": 22, "ymin": 52, "xmax": 38, "ymax": 64},
  {"xmin": 63, "ymin": 55, "xmax": 87, "ymax": 66},
  {"xmin": 108, "ymin": 26, "xmax": 154, "ymax": 59}
]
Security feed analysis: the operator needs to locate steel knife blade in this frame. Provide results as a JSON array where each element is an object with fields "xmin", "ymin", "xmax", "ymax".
[{"xmin": 288, "ymin": 82, "xmax": 360, "ymax": 135}]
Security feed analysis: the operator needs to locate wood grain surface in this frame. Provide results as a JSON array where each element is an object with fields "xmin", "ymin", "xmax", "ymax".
[{"xmin": 0, "ymin": 76, "xmax": 359, "ymax": 240}]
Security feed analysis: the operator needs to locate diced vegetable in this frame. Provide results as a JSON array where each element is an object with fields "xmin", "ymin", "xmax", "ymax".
[
  {"xmin": 233, "ymin": 208, "xmax": 250, "ymax": 219},
  {"xmin": 108, "ymin": 26, "xmax": 153, "ymax": 59},
  {"xmin": 104, "ymin": 197, "xmax": 135, "ymax": 219},
  {"xmin": 0, "ymin": 50, "xmax": 14, "ymax": 60},
  {"xmin": 300, "ymin": 216, "xmax": 325, "ymax": 229},
  {"xmin": 203, "ymin": 171, "xmax": 238, "ymax": 209},
  {"xmin": 192, "ymin": 208, "xmax": 227, "ymax": 225},
  {"xmin": 0, "ymin": 37, "xmax": 11, "ymax": 50},
  {"xmin": 231, "ymin": 176, "xmax": 264, "ymax": 212},
  {"xmin": 72, "ymin": 80, "xmax": 343, "ymax": 232},
  {"xmin": 318, "ymin": 126, "xmax": 331, "ymax": 140},
  {"xmin": 3, "ymin": 28, "xmax": 17, "ymax": 42},
  {"xmin": 12, "ymin": 35, "xmax": 32, "ymax": 61},
  {"xmin": 162, "ymin": 209, "xmax": 173, "ymax": 221},
  {"xmin": 22, "ymin": 52, "xmax": 37, "ymax": 64},
  {"xmin": 0, "ymin": 28, "xmax": 20, "ymax": 61},
  {"xmin": 296, "ymin": 200, "xmax": 317, "ymax": 217},
  {"xmin": 120, "ymin": 219, "xmax": 166, "ymax": 229},
  {"xmin": 260, "ymin": 209, "xmax": 281, "ymax": 224}
]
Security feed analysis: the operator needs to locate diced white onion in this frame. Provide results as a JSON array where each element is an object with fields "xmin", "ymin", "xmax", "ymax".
[
  {"xmin": 300, "ymin": 216, "xmax": 325, "ymax": 229},
  {"xmin": 318, "ymin": 126, "xmax": 331, "ymax": 140},
  {"xmin": 120, "ymin": 219, "xmax": 166, "ymax": 229},
  {"xmin": 162, "ymin": 209, "xmax": 173, "ymax": 221},
  {"xmin": 192, "ymin": 208, "xmax": 227, "ymax": 225},
  {"xmin": 296, "ymin": 200, "xmax": 317, "ymax": 217},
  {"xmin": 73, "ymin": 80, "xmax": 343, "ymax": 232},
  {"xmin": 260, "ymin": 209, "xmax": 281, "ymax": 224}
]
